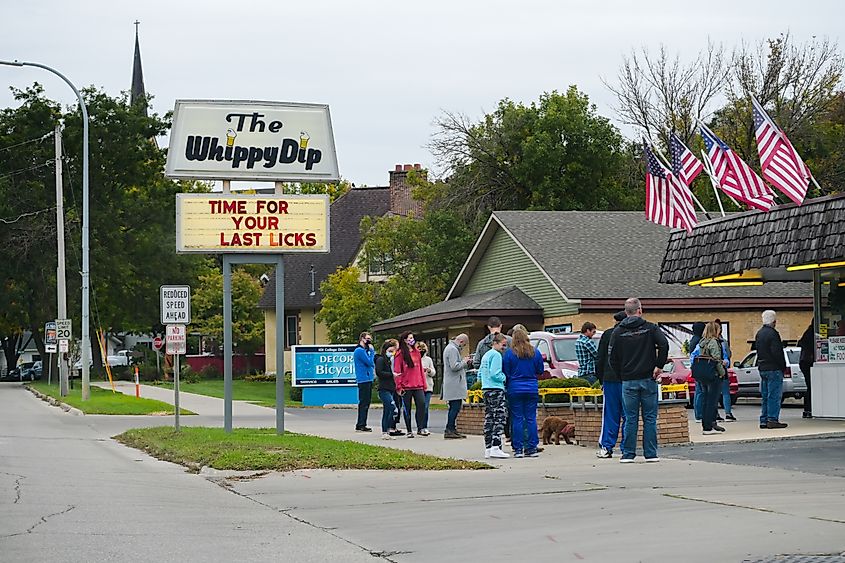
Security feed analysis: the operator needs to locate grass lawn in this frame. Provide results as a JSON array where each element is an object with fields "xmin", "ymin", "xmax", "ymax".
[
  {"xmin": 156, "ymin": 379, "xmax": 296, "ymax": 408},
  {"xmin": 115, "ymin": 426, "xmax": 491, "ymax": 471},
  {"xmin": 29, "ymin": 382, "xmax": 195, "ymax": 416}
]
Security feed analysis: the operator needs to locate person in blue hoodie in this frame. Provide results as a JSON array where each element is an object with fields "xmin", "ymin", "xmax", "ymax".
[
  {"xmin": 503, "ymin": 327, "xmax": 544, "ymax": 458},
  {"xmin": 479, "ymin": 333, "xmax": 509, "ymax": 459},
  {"xmin": 353, "ymin": 331, "xmax": 375, "ymax": 432}
]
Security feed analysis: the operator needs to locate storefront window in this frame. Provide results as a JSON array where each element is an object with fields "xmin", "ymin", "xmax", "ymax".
[{"xmin": 815, "ymin": 268, "xmax": 845, "ymax": 362}]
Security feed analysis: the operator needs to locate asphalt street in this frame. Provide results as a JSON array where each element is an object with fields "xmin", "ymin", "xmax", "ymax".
[{"xmin": 2, "ymin": 381, "xmax": 845, "ymax": 563}]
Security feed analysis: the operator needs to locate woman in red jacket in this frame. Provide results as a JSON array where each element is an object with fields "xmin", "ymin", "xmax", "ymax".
[{"xmin": 394, "ymin": 331, "xmax": 428, "ymax": 437}]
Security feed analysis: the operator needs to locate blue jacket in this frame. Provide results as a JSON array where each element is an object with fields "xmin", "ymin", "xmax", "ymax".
[
  {"xmin": 503, "ymin": 348, "xmax": 543, "ymax": 395},
  {"xmin": 478, "ymin": 348, "xmax": 505, "ymax": 390},
  {"xmin": 353, "ymin": 345, "xmax": 375, "ymax": 383}
]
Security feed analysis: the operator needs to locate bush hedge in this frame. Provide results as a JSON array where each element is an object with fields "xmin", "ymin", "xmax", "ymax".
[{"xmin": 538, "ymin": 377, "xmax": 592, "ymax": 403}]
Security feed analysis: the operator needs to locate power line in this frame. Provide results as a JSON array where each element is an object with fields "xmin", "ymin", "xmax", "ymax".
[
  {"xmin": 0, "ymin": 160, "xmax": 53, "ymax": 181},
  {"xmin": 0, "ymin": 131, "xmax": 53, "ymax": 153},
  {"xmin": 0, "ymin": 205, "xmax": 56, "ymax": 224}
]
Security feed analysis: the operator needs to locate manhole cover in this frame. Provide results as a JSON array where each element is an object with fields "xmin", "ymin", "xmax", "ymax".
[{"xmin": 744, "ymin": 556, "xmax": 845, "ymax": 563}]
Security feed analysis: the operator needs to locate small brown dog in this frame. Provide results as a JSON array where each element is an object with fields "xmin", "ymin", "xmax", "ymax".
[{"xmin": 540, "ymin": 416, "xmax": 575, "ymax": 445}]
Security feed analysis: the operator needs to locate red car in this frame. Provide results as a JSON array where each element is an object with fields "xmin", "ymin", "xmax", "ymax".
[{"xmin": 659, "ymin": 358, "xmax": 738, "ymax": 408}]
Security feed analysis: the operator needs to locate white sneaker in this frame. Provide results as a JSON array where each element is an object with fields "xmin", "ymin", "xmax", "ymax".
[
  {"xmin": 645, "ymin": 457, "xmax": 660, "ymax": 463},
  {"xmin": 489, "ymin": 446, "xmax": 510, "ymax": 459},
  {"xmin": 702, "ymin": 429, "xmax": 718, "ymax": 435},
  {"xmin": 406, "ymin": 432, "xmax": 415, "ymax": 438},
  {"xmin": 382, "ymin": 433, "xmax": 393, "ymax": 440},
  {"xmin": 484, "ymin": 448, "xmax": 491, "ymax": 459},
  {"xmin": 596, "ymin": 447, "xmax": 612, "ymax": 459}
]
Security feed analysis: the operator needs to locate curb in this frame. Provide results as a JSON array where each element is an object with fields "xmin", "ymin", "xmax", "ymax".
[
  {"xmin": 26, "ymin": 386, "xmax": 84, "ymax": 416},
  {"xmin": 665, "ymin": 431, "xmax": 845, "ymax": 448}
]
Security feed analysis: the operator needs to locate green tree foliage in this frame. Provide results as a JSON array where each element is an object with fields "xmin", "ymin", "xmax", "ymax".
[
  {"xmin": 429, "ymin": 86, "xmax": 641, "ymax": 223},
  {"xmin": 0, "ymin": 84, "xmax": 205, "ymax": 369},
  {"xmin": 315, "ymin": 266, "xmax": 378, "ymax": 343},
  {"xmin": 191, "ymin": 261, "xmax": 265, "ymax": 358},
  {"xmin": 283, "ymin": 179, "xmax": 352, "ymax": 202}
]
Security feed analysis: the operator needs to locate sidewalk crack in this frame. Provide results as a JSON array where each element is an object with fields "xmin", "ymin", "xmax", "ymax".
[
  {"xmin": 0, "ymin": 505, "xmax": 76, "ymax": 539},
  {"xmin": 1, "ymin": 471, "xmax": 25, "ymax": 504}
]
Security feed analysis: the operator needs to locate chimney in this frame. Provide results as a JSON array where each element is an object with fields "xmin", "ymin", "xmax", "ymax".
[{"xmin": 388, "ymin": 163, "xmax": 427, "ymax": 218}]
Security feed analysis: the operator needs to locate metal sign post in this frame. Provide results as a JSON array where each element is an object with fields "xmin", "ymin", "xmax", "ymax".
[
  {"xmin": 56, "ymin": 318, "xmax": 71, "ymax": 396},
  {"xmin": 163, "ymin": 287, "xmax": 190, "ymax": 432},
  {"xmin": 166, "ymin": 324, "xmax": 187, "ymax": 430}
]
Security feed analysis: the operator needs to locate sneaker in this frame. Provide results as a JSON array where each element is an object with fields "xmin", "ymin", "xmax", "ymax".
[
  {"xmin": 713, "ymin": 424, "xmax": 726, "ymax": 432},
  {"xmin": 525, "ymin": 449, "xmax": 540, "ymax": 458},
  {"xmin": 484, "ymin": 448, "xmax": 492, "ymax": 459},
  {"xmin": 596, "ymin": 447, "xmax": 612, "ymax": 459},
  {"xmin": 802, "ymin": 412, "xmax": 813, "ymax": 419},
  {"xmin": 703, "ymin": 429, "xmax": 718, "ymax": 435},
  {"xmin": 536, "ymin": 447, "xmax": 544, "ymax": 452},
  {"xmin": 489, "ymin": 446, "xmax": 510, "ymax": 459},
  {"xmin": 766, "ymin": 420, "xmax": 788, "ymax": 429},
  {"xmin": 355, "ymin": 427, "xmax": 372, "ymax": 432},
  {"xmin": 406, "ymin": 432, "xmax": 415, "ymax": 438},
  {"xmin": 382, "ymin": 433, "xmax": 393, "ymax": 440},
  {"xmin": 694, "ymin": 418, "xmax": 702, "ymax": 423},
  {"xmin": 456, "ymin": 432, "xmax": 468, "ymax": 439},
  {"xmin": 444, "ymin": 430, "xmax": 461, "ymax": 439},
  {"xmin": 759, "ymin": 424, "xmax": 768, "ymax": 429},
  {"xmin": 513, "ymin": 451, "xmax": 525, "ymax": 458},
  {"xmin": 725, "ymin": 413, "xmax": 737, "ymax": 422},
  {"xmin": 418, "ymin": 429, "xmax": 431, "ymax": 436},
  {"xmin": 619, "ymin": 457, "xmax": 635, "ymax": 464},
  {"xmin": 389, "ymin": 429, "xmax": 405, "ymax": 437},
  {"xmin": 645, "ymin": 457, "xmax": 660, "ymax": 463},
  {"xmin": 716, "ymin": 415, "xmax": 724, "ymax": 422}
]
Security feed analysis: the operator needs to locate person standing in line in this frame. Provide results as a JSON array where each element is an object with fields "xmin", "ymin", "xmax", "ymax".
[
  {"xmin": 714, "ymin": 319, "xmax": 735, "ymax": 422},
  {"xmin": 503, "ymin": 327, "xmax": 543, "ymax": 458},
  {"xmin": 690, "ymin": 321, "xmax": 727, "ymax": 435},
  {"xmin": 417, "ymin": 341, "xmax": 436, "ymax": 432},
  {"xmin": 609, "ymin": 298, "xmax": 669, "ymax": 463},
  {"xmin": 756, "ymin": 310, "xmax": 788, "ymax": 429},
  {"xmin": 473, "ymin": 316, "xmax": 512, "ymax": 366},
  {"xmin": 798, "ymin": 322, "xmax": 814, "ymax": 419},
  {"xmin": 353, "ymin": 331, "xmax": 375, "ymax": 432},
  {"xmin": 595, "ymin": 311, "xmax": 627, "ymax": 459},
  {"xmin": 376, "ymin": 339, "xmax": 404, "ymax": 439},
  {"xmin": 394, "ymin": 331, "xmax": 429, "ymax": 437},
  {"xmin": 442, "ymin": 334, "xmax": 471, "ymax": 439},
  {"xmin": 479, "ymin": 333, "xmax": 510, "ymax": 459},
  {"xmin": 575, "ymin": 322, "xmax": 599, "ymax": 385},
  {"xmin": 688, "ymin": 321, "xmax": 706, "ymax": 422}
]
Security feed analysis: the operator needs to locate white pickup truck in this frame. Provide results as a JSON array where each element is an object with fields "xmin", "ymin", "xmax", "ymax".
[{"xmin": 74, "ymin": 350, "xmax": 133, "ymax": 371}]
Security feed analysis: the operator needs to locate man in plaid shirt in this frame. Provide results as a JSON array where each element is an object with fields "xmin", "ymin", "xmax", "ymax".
[{"xmin": 575, "ymin": 322, "xmax": 598, "ymax": 384}]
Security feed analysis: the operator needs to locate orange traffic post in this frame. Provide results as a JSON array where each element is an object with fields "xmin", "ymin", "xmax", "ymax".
[{"xmin": 134, "ymin": 366, "xmax": 140, "ymax": 398}]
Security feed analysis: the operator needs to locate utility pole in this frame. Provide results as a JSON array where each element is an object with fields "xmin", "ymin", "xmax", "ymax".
[{"xmin": 55, "ymin": 124, "xmax": 69, "ymax": 395}]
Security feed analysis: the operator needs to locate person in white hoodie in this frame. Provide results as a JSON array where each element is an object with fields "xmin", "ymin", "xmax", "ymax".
[
  {"xmin": 417, "ymin": 341, "xmax": 437, "ymax": 434},
  {"xmin": 478, "ymin": 333, "xmax": 509, "ymax": 459}
]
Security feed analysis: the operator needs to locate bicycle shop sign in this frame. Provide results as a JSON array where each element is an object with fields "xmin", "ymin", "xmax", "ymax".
[{"xmin": 165, "ymin": 100, "xmax": 340, "ymax": 182}]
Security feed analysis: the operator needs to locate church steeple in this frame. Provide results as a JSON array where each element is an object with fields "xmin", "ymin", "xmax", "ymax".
[{"xmin": 130, "ymin": 20, "xmax": 147, "ymax": 116}]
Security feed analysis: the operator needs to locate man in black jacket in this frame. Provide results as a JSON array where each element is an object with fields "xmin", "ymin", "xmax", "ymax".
[
  {"xmin": 756, "ymin": 310, "xmax": 788, "ymax": 429},
  {"xmin": 609, "ymin": 298, "xmax": 669, "ymax": 463},
  {"xmin": 595, "ymin": 310, "xmax": 627, "ymax": 459}
]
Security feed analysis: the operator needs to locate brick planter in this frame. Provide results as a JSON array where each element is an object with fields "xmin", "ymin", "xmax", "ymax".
[{"xmin": 455, "ymin": 400, "xmax": 689, "ymax": 446}]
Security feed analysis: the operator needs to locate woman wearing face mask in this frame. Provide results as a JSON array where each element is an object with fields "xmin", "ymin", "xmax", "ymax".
[
  {"xmin": 394, "ymin": 331, "xmax": 428, "ymax": 437},
  {"xmin": 353, "ymin": 331, "xmax": 375, "ymax": 432},
  {"xmin": 417, "ymin": 341, "xmax": 436, "ymax": 433},
  {"xmin": 376, "ymin": 339, "xmax": 404, "ymax": 439}
]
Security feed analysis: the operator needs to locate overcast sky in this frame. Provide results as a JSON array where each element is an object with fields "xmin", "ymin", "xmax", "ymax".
[{"xmin": 1, "ymin": 1, "xmax": 841, "ymax": 186}]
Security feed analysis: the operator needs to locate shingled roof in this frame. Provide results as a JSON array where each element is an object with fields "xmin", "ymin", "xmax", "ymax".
[
  {"xmin": 371, "ymin": 286, "xmax": 542, "ymax": 333},
  {"xmin": 450, "ymin": 210, "xmax": 810, "ymax": 300},
  {"xmin": 660, "ymin": 194, "xmax": 845, "ymax": 284},
  {"xmin": 258, "ymin": 186, "xmax": 390, "ymax": 309}
]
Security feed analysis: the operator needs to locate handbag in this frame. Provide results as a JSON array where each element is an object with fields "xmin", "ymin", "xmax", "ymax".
[{"xmin": 690, "ymin": 356, "xmax": 717, "ymax": 381}]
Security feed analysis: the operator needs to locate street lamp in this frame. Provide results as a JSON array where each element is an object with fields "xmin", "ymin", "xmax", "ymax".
[{"xmin": 0, "ymin": 59, "xmax": 91, "ymax": 400}]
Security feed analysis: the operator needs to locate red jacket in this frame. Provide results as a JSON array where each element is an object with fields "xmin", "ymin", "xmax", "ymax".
[{"xmin": 393, "ymin": 348, "xmax": 425, "ymax": 392}]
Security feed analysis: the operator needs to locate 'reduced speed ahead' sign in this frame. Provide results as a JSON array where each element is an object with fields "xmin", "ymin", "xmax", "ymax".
[{"xmin": 160, "ymin": 285, "xmax": 191, "ymax": 325}]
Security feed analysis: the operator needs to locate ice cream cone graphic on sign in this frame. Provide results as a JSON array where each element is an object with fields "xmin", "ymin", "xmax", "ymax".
[
  {"xmin": 226, "ymin": 128, "xmax": 237, "ymax": 147},
  {"xmin": 299, "ymin": 131, "xmax": 310, "ymax": 150}
]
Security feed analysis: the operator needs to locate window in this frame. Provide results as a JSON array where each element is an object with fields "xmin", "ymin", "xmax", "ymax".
[
  {"xmin": 285, "ymin": 315, "xmax": 298, "ymax": 349},
  {"xmin": 740, "ymin": 352, "xmax": 757, "ymax": 369},
  {"xmin": 535, "ymin": 340, "xmax": 551, "ymax": 362},
  {"xmin": 367, "ymin": 252, "xmax": 394, "ymax": 276}
]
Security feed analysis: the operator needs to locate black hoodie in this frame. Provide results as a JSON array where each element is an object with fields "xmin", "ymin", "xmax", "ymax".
[
  {"xmin": 689, "ymin": 322, "xmax": 706, "ymax": 355},
  {"xmin": 609, "ymin": 316, "xmax": 670, "ymax": 381}
]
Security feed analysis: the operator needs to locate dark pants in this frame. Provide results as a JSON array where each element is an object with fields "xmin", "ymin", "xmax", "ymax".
[
  {"xmin": 423, "ymin": 390, "xmax": 433, "ymax": 429},
  {"xmin": 695, "ymin": 374, "xmax": 721, "ymax": 431},
  {"xmin": 508, "ymin": 393, "xmax": 539, "ymax": 454},
  {"xmin": 800, "ymin": 361, "xmax": 813, "ymax": 414},
  {"xmin": 402, "ymin": 389, "xmax": 426, "ymax": 433},
  {"xmin": 446, "ymin": 399, "xmax": 462, "ymax": 432},
  {"xmin": 378, "ymin": 390, "xmax": 396, "ymax": 433},
  {"xmin": 392, "ymin": 391, "xmax": 403, "ymax": 428},
  {"xmin": 356, "ymin": 381, "xmax": 372, "ymax": 429}
]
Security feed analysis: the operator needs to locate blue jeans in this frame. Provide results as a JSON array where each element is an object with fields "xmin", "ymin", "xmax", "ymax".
[
  {"xmin": 378, "ymin": 390, "xmax": 396, "ymax": 433},
  {"xmin": 423, "ymin": 391, "xmax": 432, "ymax": 429},
  {"xmin": 356, "ymin": 381, "xmax": 372, "ymax": 429},
  {"xmin": 694, "ymin": 384, "xmax": 704, "ymax": 420},
  {"xmin": 508, "ymin": 393, "xmax": 539, "ymax": 454},
  {"xmin": 721, "ymin": 378, "xmax": 732, "ymax": 415},
  {"xmin": 695, "ymin": 374, "xmax": 721, "ymax": 431},
  {"xmin": 621, "ymin": 378, "xmax": 659, "ymax": 460},
  {"xmin": 759, "ymin": 370, "xmax": 783, "ymax": 424},
  {"xmin": 599, "ymin": 381, "xmax": 626, "ymax": 452},
  {"xmin": 446, "ymin": 399, "xmax": 462, "ymax": 432}
]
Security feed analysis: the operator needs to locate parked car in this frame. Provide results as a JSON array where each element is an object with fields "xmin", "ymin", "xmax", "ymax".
[
  {"xmin": 29, "ymin": 361, "xmax": 43, "ymax": 380},
  {"xmin": 659, "ymin": 357, "xmax": 738, "ymax": 407},
  {"xmin": 9, "ymin": 361, "xmax": 36, "ymax": 381},
  {"xmin": 733, "ymin": 347, "xmax": 806, "ymax": 400},
  {"xmin": 529, "ymin": 331, "xmax": 603, "ymax": 380}
]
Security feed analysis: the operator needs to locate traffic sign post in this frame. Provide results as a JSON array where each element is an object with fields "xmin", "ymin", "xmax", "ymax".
[
  {"xmin": 56, "ymin": 318, "xmax": 72, "ymax": 395},
  {"xmin": 45, "ymin": 321, "xmax": 57, "ymax": 385},
  {"xmin": 160, "ymin": 286, "xmax": 191, "ymax": 325},
  {"xmin": 165, "ymin": 321, "xmax": 188, "ymax": 431}
]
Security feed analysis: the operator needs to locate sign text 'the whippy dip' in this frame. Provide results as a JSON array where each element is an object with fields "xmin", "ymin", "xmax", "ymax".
[
  {"xmin": 176, "ymin": 194, "xmax": 329, "ymax": 253},
  {"xmin": 165, "ymin": 100, "xmax": 340, "ymax": 182}
]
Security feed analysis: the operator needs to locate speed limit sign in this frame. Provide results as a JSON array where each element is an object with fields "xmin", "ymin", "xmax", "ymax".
[{"xmin": 56, "ymin": 319, "xmax": 72, "ymax": 341}]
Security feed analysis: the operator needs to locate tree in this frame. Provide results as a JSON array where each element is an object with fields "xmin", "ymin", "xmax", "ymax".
[
  {"xmin": 429, "ymin": 87, "xmax": 640, "ymax": 224},
  {"xmin": 191, "ymin": 261, "xmax": 265, "ymax": 367},
  {"xmin": 284, "ymin": 180, "xmax": 352, "ymax": 202},
  {"xmin": 315, "ymin": 266, "xmax": 378, "ymax": 343}
]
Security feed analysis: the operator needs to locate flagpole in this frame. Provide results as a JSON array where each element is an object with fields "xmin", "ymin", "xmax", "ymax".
[
  {"xmin": 700, "ymin": 150, "xmax": 726, "ymax": 217},
  {"xmin": 648, "ymin": 138, "xmax": 711, "ymax": 220}
]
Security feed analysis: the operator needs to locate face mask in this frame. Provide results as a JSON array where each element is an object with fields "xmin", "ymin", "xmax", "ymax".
[
  {"xmin": 387, "ymin": 351, "xmax": 394, "ymax": 358},
  {"xmin": 419, "ymin": 349, "xmax": 427, "ymax": 356},
  {"xmin": 408, "ymin": 338, "xmax": 416, "ymax": 346},
  {"xmin": 364, "ymin": 338, "xmax": 372, "ymax": 345}
]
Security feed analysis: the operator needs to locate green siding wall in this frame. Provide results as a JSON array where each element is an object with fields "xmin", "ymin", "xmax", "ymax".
[{"xmin": 461, "ymin": 228, "xmax": 577, "ymax": 316}]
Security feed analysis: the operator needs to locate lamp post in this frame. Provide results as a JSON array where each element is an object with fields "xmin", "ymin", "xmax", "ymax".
[
  {"xmin": 0, "ymin": 59, "xmax": 91, "ymax": 400},
  {"xmin": 309, "ymin": 265, "xmax": 316, "ymax": 344}
]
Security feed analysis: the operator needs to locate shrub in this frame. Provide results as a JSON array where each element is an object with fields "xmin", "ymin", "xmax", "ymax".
[
  {"xmin": 199, "ymin": 364, "xmax": 222, "ymax": 379},
  {"xmin": 539, "ymin": 377, "xmax": 592, "ymax": 403},
  {"xmin": 179, "ymin": 365, "xmax": 201, "ymax": 384},
  {"xmin": 469, "ymin": 380, "xmax": 482, "ymax": 391},
  {"xmin": 284, "ymin": 372, "xmax": 303, "ymax": 402},
  {"xmin": 245, "ymin": 373, "xmax": 275, "ymax": 382}
]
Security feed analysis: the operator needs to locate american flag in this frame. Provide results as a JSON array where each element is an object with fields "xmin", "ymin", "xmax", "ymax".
[
  {"xmin": 751, "ymin": 97, "xmax": 810, "ymax": 205},
  {"xmin": 643, "ymin": 142, "xmax": 697, "ymax": 233},
  {"xmin": 699, "ymin": 123, "xmax": 774, "ymax": 211},
  {"xmin": 669, "ymin": 133, "xmax": 703, "ymax": 186}
]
